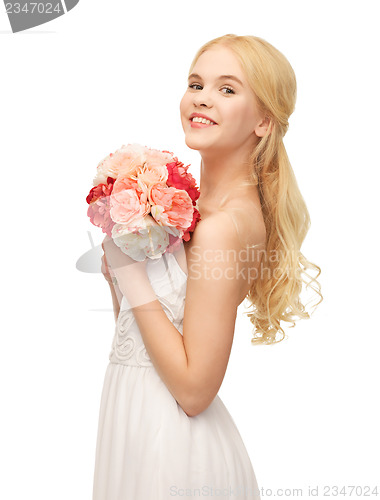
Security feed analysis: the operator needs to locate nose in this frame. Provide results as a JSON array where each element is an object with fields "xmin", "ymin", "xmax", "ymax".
[{"xmin": 192, "ymin": 87, "xmax": 213, "ymax": 108}]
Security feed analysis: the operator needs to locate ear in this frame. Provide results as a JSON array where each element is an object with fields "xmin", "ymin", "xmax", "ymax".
[{"xmin": 254, "ymin": 115, "xmax": 272, "ymax": 138}]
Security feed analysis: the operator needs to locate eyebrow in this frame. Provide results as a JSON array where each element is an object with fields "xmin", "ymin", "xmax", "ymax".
[{"xmin": 188, "ymin": 73, "xmax": 243, "ymax": 86}]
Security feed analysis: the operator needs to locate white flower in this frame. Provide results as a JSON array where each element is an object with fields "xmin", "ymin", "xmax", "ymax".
[{"xmin": 111, "ymin": 214, "xmax": 181, "ymax": 261}]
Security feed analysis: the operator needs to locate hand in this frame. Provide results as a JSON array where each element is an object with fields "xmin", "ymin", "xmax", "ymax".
[
  {"xmin": 101, "ymin": 251, "xmax": 112, "ymax": 283},
  {"xmin": 101, "ymin": 252, "xmax": 117, "ymax": 285},
  {"xmin": 101, "ymin": 235, "xmax": 158, "ymax": 308},
  {"xmin": 101, "ymin": 235, "xmax": 147, "ymax": 276}
]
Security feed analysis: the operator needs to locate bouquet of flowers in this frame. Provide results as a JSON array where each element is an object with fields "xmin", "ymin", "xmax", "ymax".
[{"xmin": 86, "ymin": 143, "xmax": 201, "ymax": 261}]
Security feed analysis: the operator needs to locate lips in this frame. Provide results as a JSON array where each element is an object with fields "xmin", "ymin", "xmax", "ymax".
[
  {"xmin": 190, "ymin": 121, "xmax": 216, "ymax": 129},
  {"xmin": 189, "ymin": 113, "xmax": 217, "ymax": 124}
]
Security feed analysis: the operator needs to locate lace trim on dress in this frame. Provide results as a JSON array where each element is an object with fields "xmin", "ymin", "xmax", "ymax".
[{"xmin": 108, "ymin": 253, "xmax": 187, "ymax": 368}]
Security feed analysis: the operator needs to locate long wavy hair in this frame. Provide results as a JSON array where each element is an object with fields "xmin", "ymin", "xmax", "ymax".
[{"xmin": 188, "ymin": 34, "xmax": 323, "ymax": 345}]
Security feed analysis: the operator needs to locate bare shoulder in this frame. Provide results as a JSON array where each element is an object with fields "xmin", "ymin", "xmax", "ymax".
[
  {"xmin": 190, "ymin": 210, "xmax": 240, "ymax": 248},
  {"xmin": 186, "ymin": 207, "xmax": 265, "ymax": 304},
  {"xmin": 191, "ymin": 199, "xmax": 266, "ymax": 253},
  {"xmin": 186, "ymin": 209, "xmax": 249, "ymax": 268},
  {"xmin": 223, "ymin": 198, "xmax": 266, "ymax": 242}
]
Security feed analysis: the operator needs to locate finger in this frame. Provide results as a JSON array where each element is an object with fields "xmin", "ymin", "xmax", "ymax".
[
  {"xmin": 101, "ymin": 255, "xmax": 109, "ymax": 274},
  {"xmin": 102, "ymin": 234, "xmax": 111, "ymax": 248},
  {"xmin": 101, "ymin": 262, "xmax": 107, "ymax": 276},
  {"xmin": 102, "ymin": 262, "xmax": 110, "ymax": 275},
  {"xmin": 103, "ymin": 253, "xmax": 110, "ymax": 271}
]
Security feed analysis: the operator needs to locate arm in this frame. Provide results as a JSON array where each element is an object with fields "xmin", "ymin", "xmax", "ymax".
[
  {"xmin": 108, "ymin": 280, "xmax": 123, "ymax": 323},
  {"xmin": 101, "ymin": 251, "xmax": 123, "ymax": 323},
  {"xmin": 109, "ymin": 213, "xmax": 261, "ymax": 417}
]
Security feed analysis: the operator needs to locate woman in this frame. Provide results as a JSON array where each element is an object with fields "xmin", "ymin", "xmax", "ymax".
[{"xmin": 92, "ymin": 34, "xmax": 322, "ymax": 499}]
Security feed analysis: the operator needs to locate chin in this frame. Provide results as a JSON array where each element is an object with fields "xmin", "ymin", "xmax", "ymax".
[
  {"xmin": 184, "ymin": 133, "xmax": 214, "ymax": 151},
  {"xmin": 187, "ymin": 140, "xmax": 222, "ymax": 157},
  {"xmin": 184, "ymin": 135, "xmax": 197, "ymax": 147},
  {"xmin": 184, "ymin": 137, "xmax": 206, "ymax": 152}
]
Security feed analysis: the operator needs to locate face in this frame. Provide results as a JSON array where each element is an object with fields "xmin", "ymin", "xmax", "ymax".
[{"xmin": 180, "ymin": 45, "xmax": 269, "ymax": 157}]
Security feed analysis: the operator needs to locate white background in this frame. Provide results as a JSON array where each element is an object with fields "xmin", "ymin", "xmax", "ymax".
[{"xmin": 1, "ymin": 0, "xmax": 379, "ymax": 498}]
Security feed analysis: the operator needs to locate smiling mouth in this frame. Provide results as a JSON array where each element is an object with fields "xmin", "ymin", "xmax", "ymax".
[
  {"xmin": 190, "ymin": 117, "xmax": 217, "ymax": 125},
  {"xmin": 190, "ymin": 118, "xmax": 217, "ymax": 129}
]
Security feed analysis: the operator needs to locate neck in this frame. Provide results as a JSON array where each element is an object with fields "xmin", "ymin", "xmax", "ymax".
[{"xmin": 197, "ymin": 150, "xmax": 256, "ymax": 209}]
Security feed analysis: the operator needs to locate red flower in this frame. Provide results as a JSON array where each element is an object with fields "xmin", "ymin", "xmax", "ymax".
[
  {"xmin": 183, "ymin": 208, "xmax": 201, "ymax": 242},
  {"xmin": 86, "ymin": 176, "xmax": 115, "ymax": 204},
  {"xmin": 86, "ymin": 177, "xmax": 116, "ymax": 236},
  {"xmin": 166, "ymin": 159, "xmax": 200, "ymax": 205}
]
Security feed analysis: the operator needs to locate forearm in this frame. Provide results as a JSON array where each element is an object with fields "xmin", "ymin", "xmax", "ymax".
[
  {"xmin": 114, "ymin": 266, "xmax": 192, "ymax": 413},
  {"xmin": 108, "ymin": 280, "xmax": 122, "ymax": 323},
  {"xmin": 133, "ymin": 299, "xmax": 191, "ymax": 410}
]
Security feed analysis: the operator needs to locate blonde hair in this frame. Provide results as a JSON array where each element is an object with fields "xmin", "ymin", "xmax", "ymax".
[{"xmin": 188, "ymin": 34, "xmax": 323, "ymax": 345}]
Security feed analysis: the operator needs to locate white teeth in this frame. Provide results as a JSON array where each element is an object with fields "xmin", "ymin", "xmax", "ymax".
[{"xmin": 191, "ymin": 116, "xmax": 215, "ymax": 125}]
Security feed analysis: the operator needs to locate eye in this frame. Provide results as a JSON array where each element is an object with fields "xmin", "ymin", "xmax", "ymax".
[
  {"xmin": 187, "ymin": 83, "xmax": 235, "ymax": 94},
  {"xmin": 188, "ymin": 83, "xmax": 202, "ymax": 90},
  {"xmin": 221, "ymin": 86, "xmax": 235, "ymax": 95}
]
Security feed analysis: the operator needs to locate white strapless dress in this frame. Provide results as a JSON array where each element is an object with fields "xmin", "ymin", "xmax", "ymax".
[{"xmin": 92, "ymin": 250, "xmax": 261, "ymax": 500}]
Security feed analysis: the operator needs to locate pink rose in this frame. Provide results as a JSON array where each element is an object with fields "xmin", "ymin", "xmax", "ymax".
[
  {"xmin": 110, "ymin": 177, "xmax": 150, "ymax": 226},
  {"xmin": 115, "ymin": 144, "xmax": 149, "ymax": 175},
  {"xmin": 145, "ymin": 147, "xmax": 174, "ymax": 169},
  {"xmin": 92, "ymin": 144, "xmax": 147, "ymax": 185},
  {"xmin": 137, "ymin": 162, "xmax": 168, "ymax": 187},
  {"xmin": 87, "ymin": 198, "xmax": 115, "ymax": 237},
  {"xmin": 149, "ymin": 184, "xmax": 193, "ymax": 231}
]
